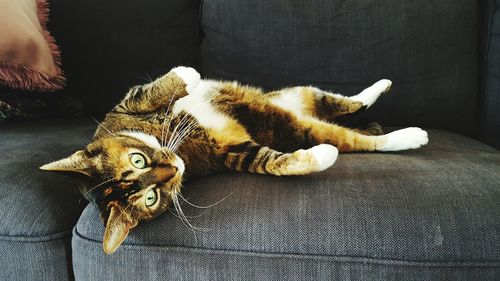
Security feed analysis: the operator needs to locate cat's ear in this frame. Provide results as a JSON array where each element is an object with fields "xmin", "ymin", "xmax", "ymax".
[
  {"xmin": 39, "ymin": 150, "xmax": 93, "ymax": 177},
  {"xmin": 102, "ymin": 204, "xmax": 138, "ymax": 254}
]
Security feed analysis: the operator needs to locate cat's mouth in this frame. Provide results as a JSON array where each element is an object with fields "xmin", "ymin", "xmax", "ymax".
[{"xmin": 151, "ymin": 155, "xmax": 185, "ymax": 184}]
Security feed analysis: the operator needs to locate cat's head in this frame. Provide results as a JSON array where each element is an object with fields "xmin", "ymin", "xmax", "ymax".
[{"xmin": 40, "ymin": 131, "xmax": 184, "ymax": 254}]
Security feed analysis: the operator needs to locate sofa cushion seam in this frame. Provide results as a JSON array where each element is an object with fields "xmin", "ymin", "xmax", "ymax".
[
  {"xmin": 0, "ymin": 229, "xmax": 72, "ymax": 243},
  {"xmin": 73, "ymin": 228, "xmax": 500, "ymax": 268}
]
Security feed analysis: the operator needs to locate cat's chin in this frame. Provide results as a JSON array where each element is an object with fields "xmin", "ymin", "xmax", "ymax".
[{"xmin": 174, "ymin": 155, "xmax": 185, "ymax": 175}]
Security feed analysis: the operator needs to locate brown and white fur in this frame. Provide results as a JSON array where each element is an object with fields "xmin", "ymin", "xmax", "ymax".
[{"xmin": 40, "ymin": 66, "xmax": 428, "ymax": 254}]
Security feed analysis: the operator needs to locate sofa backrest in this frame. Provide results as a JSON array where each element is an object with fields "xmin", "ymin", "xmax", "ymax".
[
  {"xmin": 200, "ymin": 0, "xmax": 479, "ymax": 136},
  {"xmin": 49, "ymin": 0, "xmax": 201, "ymax": 115}
]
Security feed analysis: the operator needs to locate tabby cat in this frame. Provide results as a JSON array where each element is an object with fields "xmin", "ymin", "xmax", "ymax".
[{"xmin": 40, "ymin": 67, "xmax": 428, "ymax": 254}]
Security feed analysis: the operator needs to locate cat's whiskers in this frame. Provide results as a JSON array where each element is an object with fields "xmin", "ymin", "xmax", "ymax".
[
  {"xmin": 136, "ymin": 75, "xmax": 153, "ymax": 84},
  {"xmin": 169, "ymin": 117, "xmax": 199, "ymax": 152},
  {"xmin": 174, "ymin": 115, "xmax": 199, "ymax": 139},
  {"xmin": 145, "ymin": 73, "xmax": 153, "ymax": 83},
  {"xmin": 163, "ymin": 103, "xmax": 185, "ymax": 149},
  {"xmin": 171, "ymin": 126, "xmax": 197, "ymax": 152},
  {"xmin": 162, "ymin": 96, "xmax": 181, "ymax": 148},
  {"xmin": 166, "ymin": 117, "xmax": 195, "ymax": 151},
  {"xmin": 91, "ymin": 116, "xmax": 117, "ymax": 137},
  {"xmin": 164, "ymin": 105, "xmax": 196, "ymax": 150},
  {"xmin": 160, "ymin": 111, "xmax": 168, "ymax": 148},
  {"xmin": 167, "ymin": 104, "xmax": 205, "ymax": 152},
  {"xmin": 168, "ymin": 124, "xmax": 196, "ymax": 153},
  {"xmin": 163, "ymin": 86, "xmax": 193, "ymax": 148},
  {"xmin": 171, "ymin": 189, "xmax": 209, "ymax": 233},
  {"xmin": 161, "ymin": 112, "xmax": 173, "ymax": 148},
  {"xmin": 166, "ymin": 117, "xmax": 192, "ymax": 150},
  {"xmin": 177, "ymin": 191, "xmax": 233, "ymax": 209},
  {"xmin": 164, "ymin": 97, "xmax": 208, "ymax": 151},
  {"xmin": 168, "ymin": 208, "xmax": 206, "ymax": 220},
  {"xmin": 166, "ymin": 112, "xmax": 195, "ymax": 150},
  {"xmin": 160, "ymin": 88, "xmax": 180, "ymax": 148}
]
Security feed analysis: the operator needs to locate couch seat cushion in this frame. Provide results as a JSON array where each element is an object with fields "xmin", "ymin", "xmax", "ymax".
[
  {"xmin": 73, "ymin": 130, "xmax": 500, "ymax": 280},
  {"xmin": 0, "ymin": 118, "xmax": 94, "ymax": 280}
]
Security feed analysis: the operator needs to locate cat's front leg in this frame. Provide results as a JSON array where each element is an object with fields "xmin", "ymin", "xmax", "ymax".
[
  {"xmin": 114, "ymin": 67, "xmax": 201, "ymax": 113},
  {"xmin": 170, "ymin": 66, "xmax": 201, "ymax": 94}
]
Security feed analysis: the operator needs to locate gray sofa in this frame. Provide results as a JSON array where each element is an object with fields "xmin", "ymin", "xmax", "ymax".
[{"xmin": 1, "ymin": 0, "xmax": 499, "ymax": 280}]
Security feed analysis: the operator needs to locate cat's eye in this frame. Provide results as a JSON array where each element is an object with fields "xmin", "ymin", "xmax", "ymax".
[
  {"xmin": 130, "ymin": 153, "xmax": 147, "ymax": 169},
  {"xmin": 145, "ymin": 189, "xmax": 158, "ymax": 207}
]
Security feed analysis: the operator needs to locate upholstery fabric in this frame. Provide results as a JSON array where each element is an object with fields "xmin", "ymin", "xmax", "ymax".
[
  {"xmin": 0, "ymin": 238, "xmax": 72, "ymax": 281},
  {"xmin": 73, "ymin": 130, "xmax": 500, "ymax": 280},
  {"xmin": 479, "ymin": 0, "xmax": 500, "ymax": 148},
  {"xmin": 200, "ymin": 0, "xmax": 478, "ymax": 136},
  {"xmin": 0, "ymin": 119, "xmax": 94, "ymax": 280},
  {"xmin": 47, "ymin": 0, "xmax": 201, "ymax": 115},
  {"xmin": 0, "ymin": 0, "xmax": 64, "ymax": 91}
]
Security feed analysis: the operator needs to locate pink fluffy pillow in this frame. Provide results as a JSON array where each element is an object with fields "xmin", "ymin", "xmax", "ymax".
[{"xmin": 0, "ymin": 0, "xmax": 64, "ymax": 92}]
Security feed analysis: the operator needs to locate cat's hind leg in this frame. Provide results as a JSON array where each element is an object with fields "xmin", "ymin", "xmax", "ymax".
[
  {"xmin": 299, "ymin": 117, "xmax": 428, "ymax": 152},
  {"xmin": 349, "ymin": 79, "xmax": 392, "ymax": 109},
  {"xmin": 222, "ymin": 141, "xmax": 338, "ymax": 175},
  {"xmin": 268, "ymin": 79, "xmax": 392, "ymax": 122}
]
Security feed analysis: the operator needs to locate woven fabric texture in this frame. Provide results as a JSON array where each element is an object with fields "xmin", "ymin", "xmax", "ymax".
[{"xmin": 73, "ymin": 130, "xmax": 500, "ymax": 280}]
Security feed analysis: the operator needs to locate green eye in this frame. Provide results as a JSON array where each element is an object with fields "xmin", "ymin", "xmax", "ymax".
[
  {"xmin": 145, "ymin": 189, "xmax": 157, "ymax": 207},
  {"xmin": 130, "ymin": 153, "xmax": 147, "ymax": 169}
]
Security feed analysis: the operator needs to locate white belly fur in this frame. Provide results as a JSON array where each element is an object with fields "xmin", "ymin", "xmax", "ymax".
[
  {"xmin": 269, "ymin": 88, "xmax": 305, "ymax": 117},
  {"xmin": 172, "ymin": 80, "xmax": 231, "ymax": 131}
]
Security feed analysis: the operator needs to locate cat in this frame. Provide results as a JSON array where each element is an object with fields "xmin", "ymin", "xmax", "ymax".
[{"xmin": 40, "ymin": 66, "xmax": 428, "ymax": 254}]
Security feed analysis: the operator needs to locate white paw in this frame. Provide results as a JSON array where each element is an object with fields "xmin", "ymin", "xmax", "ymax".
[
  {"xmin": 380, "ymin": 127, "xmax": 429, "ymax": 151},
  {"xmin": 308, "ymin": 144, "xmax": 338, "ymax": 171},
  {"xmin": 171, "ymin": 66, "xmax": 201, "ymax": 94},
  {"xmin": 351, "ymin": 79, "xmax": 392, "ymax": 108},
  {"xmin": 375, "ymin": 79, "xmax": 392, "ymax": 93}
]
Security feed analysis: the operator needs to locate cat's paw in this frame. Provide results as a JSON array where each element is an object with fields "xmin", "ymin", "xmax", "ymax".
[
  {"xmin": 380, "ymin": 127, "xmax": 429, "ymax": 151},
  {"xmin": 351, "ymin": 79, "xmax": 392, "ymax": 108},
  {"xmin": 308, "ymin": 144, "xmax": 338, "ymax": 171},
  {"xmin": 171, "ymin": 66, "xmax": 201, "ymax": 93},
  {"xmin": 366, "ymin": 122, "xmax": 384, "ymax": 136},
  {"xmin": 378, "ymin": 79, "xmax": 392, "ymax": 93}
]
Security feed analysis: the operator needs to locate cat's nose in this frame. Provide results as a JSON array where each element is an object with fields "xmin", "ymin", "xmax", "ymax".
[{"xmin": 153, "ymin": 164, "xmax": 178, "ymax": 182}]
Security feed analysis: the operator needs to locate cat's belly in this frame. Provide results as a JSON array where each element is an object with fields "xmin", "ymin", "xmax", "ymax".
[
  {"xmin": 172, "ymin": 80, "xmax": 228, "ymax": 130},
  {"xmin": 172, "ymin": 81, "xmax": 250, "ymax": 146}
]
